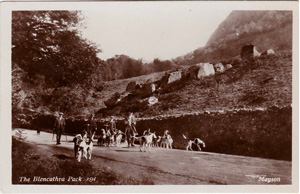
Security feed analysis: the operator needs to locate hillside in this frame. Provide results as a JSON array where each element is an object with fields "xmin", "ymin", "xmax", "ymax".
[
  {"xmin": 174, "ymin": 11, "xmax": 292, "ymax": 65},
  {"xmin": 96, "ymin": 52, "xmax": 292, "ymax": 118},
  {"xmin": 12, "ymin": 10, "xmax": 293, "ymax": 122}
]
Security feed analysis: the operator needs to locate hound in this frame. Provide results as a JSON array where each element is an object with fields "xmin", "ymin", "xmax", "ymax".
[
  {"xmin": 183, "ymin": 134, "xmax": 206, "ymax": 151},
  {"xmin": 161, "ymin": 134, "xmax": 173, "ymax": 149},
  {"xmin": 152, "ymin": 134, "xmax": 161, "ymax": 147},
  {"xmin": 140, "ymin": 132, "xmax": 157, "ymax": 152},
  {"xmin": 76, "ymin": 131, "xmax": 96, "ymax": 162},
  {"xmin": 115, "ymin": 130, "xmax": 125, "ymax": 145}
]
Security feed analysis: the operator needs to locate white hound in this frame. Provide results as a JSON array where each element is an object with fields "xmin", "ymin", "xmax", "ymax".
[
  {"xmin": 76, "ymin": 132, "xmax": 96, "ymax": 162},
  {"xmin": 140, "ymin": 133, "xmax": 157, "ymax": 152},
  {"xmin": 183, "ymin": 134, "xmax": 206, "ymax": 151}
]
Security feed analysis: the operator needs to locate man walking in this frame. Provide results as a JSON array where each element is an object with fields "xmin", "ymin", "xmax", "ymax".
[
  {"xmin": 89, "ymin": 114, "xmax": 98, "ymax": 138},
  {"xmin": 124, "ymin": 118, "xmax": 134, "ymax": 147},
  {"xmin": 110, "ymin": 116, "xmax": 117, "ymax": 145},
  {"xmin": 54, "ymin": 112, "xmax": 66, "ymax": 145},
  {"xmin": 126, "ymin": 112, "xmax": 137, "ymax": 147}
]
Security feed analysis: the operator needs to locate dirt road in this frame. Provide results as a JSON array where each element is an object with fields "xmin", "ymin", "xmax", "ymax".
[{"xmin": 13, "ymin": 128, "xmax": 291, "ymax": 185}]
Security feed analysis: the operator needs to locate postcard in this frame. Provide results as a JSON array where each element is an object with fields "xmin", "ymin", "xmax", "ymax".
[{"xmin": 0, "ymin": 1, "xmax": 299, "ymax": 193}]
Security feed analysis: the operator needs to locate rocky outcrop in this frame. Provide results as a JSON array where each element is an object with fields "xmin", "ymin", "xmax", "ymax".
[
  {"xmin": 151, "ymin": 84, "xmax": 156, "ymax": 92},
  {"xmin": 167, "ymin": 71, "xmax": 182, "ymax": 84},
  {"xmin": 261, "ymin": 49, "xmax": 275, "ymax": 55},
  {"xmin": 196, "ymin": 63, "xmax": 215, "ymax": 78},
  {"xmin": 241, "ymin": 45, "xmax": 261, "ymax": 61},
  {"xmin": 141, "ymin": 83, "xmax": 154, "ymax": 94},
  {"xmin": 104, "ymin": 92, "xmax": 121, "ymax": 108},
  {"xmin": 225, "ymin": 64, "xmax": 233, "ymax": 70},
  {"xmin": 214, "ymin": 63, "xmax": 225, "ymax": 73},
  {"xmin": 126, "ymin": 81, "xmax": 136, "ymax": 92},
  {"xmin": 148, "ymin": 96, "xmax": 158, "ymax": 106}
]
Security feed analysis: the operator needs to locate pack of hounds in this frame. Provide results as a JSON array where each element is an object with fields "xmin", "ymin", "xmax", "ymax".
[{"xmin": 73, "ymin": 128, "xmax": 206, "ymax": 162}]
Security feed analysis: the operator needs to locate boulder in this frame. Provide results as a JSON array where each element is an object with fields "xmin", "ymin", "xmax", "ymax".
[
  {"xmin": 135, "ymin": 84, "xmax": 141, "ymax": 90},
  {"xmin": 126, "ymin": 81, "xmax": 136, "ymax": 92},
  {"xmin": 148, "ymin": 96, "xmax": 158, "ymax": 106},
  {"xmin": 241, "ymin": 45, "xmax": 261, "ymax": 61},
  {"xmin": 188, "ymin": 65, "xmax": 199, "ymax": 79},
  {"xmin": 104, "ymin": 92, "xmax": 121, "ymax": 108},
  {"xmin": 167, "ymin": 71, "xmax": 182, "ymax": 84},
  {"xmin": 151, "ymin": 84, "xmax": 156, "ymax": 92},
  {"xmin": 261, "ymin": 49, "xmax": 275, "ymax": 55},
  {"xmin": 155, "ymin": 72, "xmax": 169, "ymax": 88},
  {"xmin": 142, "ymin": 83, "xmax": 153, "ymax": 94},
  {"xmin": 214, "ymin": 63, "xmax": 225, "ymax": 73},
  {"xmin": 253, "ymin": 47, "xmax": 261, "ymax": 57},
  {"xmin": 196, "ymin": 63, "xmax": 215, "ymax": 78},
  {"xmin": 225, "ymin": 64, "xmax": 233, "ymax": 70}
]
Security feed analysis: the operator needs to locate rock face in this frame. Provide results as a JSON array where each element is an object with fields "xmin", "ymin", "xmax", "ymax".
[
  {"xmin": 148, "ymin": 96, "xmax": 158, "ymax": 106},
  {"xmin": 142, "ymin": 83, "xmax": 153, "ymax": 94},
  {"xmin": 104, "ymin": 92, "xmax": 121, "ymax": 108},
  {"xmin": 135, "ymin": 84, "xmax": 141, "ymax": 90},
  {"xmin": 261, "ymin": 49, "xmax": 275, "ymax": 55},
  {"xmin": 196, "ymin": 63, "xmax": 215, "ymax": 78},
  {"xmin": 167, "ymin": 71, "xmax": 182, "ymax": 84},
  {"xmin": 188, "ymin": 66, "xmax": 199, "ymax": 79},
  {"xmin": 126, "ymin": 81, "xmax": 136, "ymax": 92},
  {"xmin": 241, "ymin": 45, "xmax": 261, "ymax": 61},
  {"xmin": 214, "ymin": 63, "xmax": 225, "ymax": 73}
]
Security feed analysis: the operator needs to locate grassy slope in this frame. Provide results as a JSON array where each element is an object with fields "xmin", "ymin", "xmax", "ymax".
[
  {"xmin": 12, "ymin": 137, "xmax": 153, "ymax": 185},
  {"xmin": 94, "ymin": 71, "xmax": 165, "ymax": 109},
  {"xmin": 175, "ymin": 54, "xmax": 291, "ymax": 112},
  {"xmin": 132, "ymin": 53, "xmax": 292, "ymax": 117},
  {"xmin": 13, "ymin": 52, "xmax": 292, "ymax": 120}
]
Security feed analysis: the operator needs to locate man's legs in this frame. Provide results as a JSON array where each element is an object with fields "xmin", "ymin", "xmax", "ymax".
[
  {"xmin": 127, "ymin": 135, "xmax": 131, "ymax": 147},
  {"xmin": 56, "ymin": 129, "xmax": 61, "ymax": 144}
]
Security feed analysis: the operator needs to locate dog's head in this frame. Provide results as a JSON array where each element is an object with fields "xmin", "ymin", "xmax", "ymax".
[
  {"xmin": 73, "ymin": 134, "xmax": 83, "ymax": 145},
  {"xmin": 78, "ymin": 139, "xmax": 87, "ymax": 147}
]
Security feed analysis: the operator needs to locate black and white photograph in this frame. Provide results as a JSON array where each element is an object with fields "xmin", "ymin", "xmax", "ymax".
[{"xmin": 0, "ymin": 1, "xmax": 299, "ymax": 193}]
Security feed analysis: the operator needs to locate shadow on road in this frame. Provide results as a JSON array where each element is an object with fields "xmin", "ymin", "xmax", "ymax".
[{"xmin": 53, "ymin": 154, "xmax": 73, "ymax": 160}]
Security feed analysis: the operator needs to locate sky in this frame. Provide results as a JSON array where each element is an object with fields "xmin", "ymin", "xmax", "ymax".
[{"xmin": 80, "ymin": 2, "xmax": 232, "ymax": 62}]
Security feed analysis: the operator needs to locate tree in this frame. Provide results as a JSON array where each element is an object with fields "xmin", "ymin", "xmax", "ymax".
[
  {"xmin": 152, "ymin": 58, "xmax": 175, "ymax": 72},
  {"xmin": 12, "ymin": 11, "xmax": 101, "ymax": 87}
]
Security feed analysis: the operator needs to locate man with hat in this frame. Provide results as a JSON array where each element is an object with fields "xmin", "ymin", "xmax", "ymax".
[{"xmin": 54, "ymin": 112, "xmax": 66, "ymax": 145}]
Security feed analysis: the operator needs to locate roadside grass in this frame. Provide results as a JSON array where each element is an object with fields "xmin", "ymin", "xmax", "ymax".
[{"xmin": 12, "ymin": 137, "xmax": 153, "ymax": 185}]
